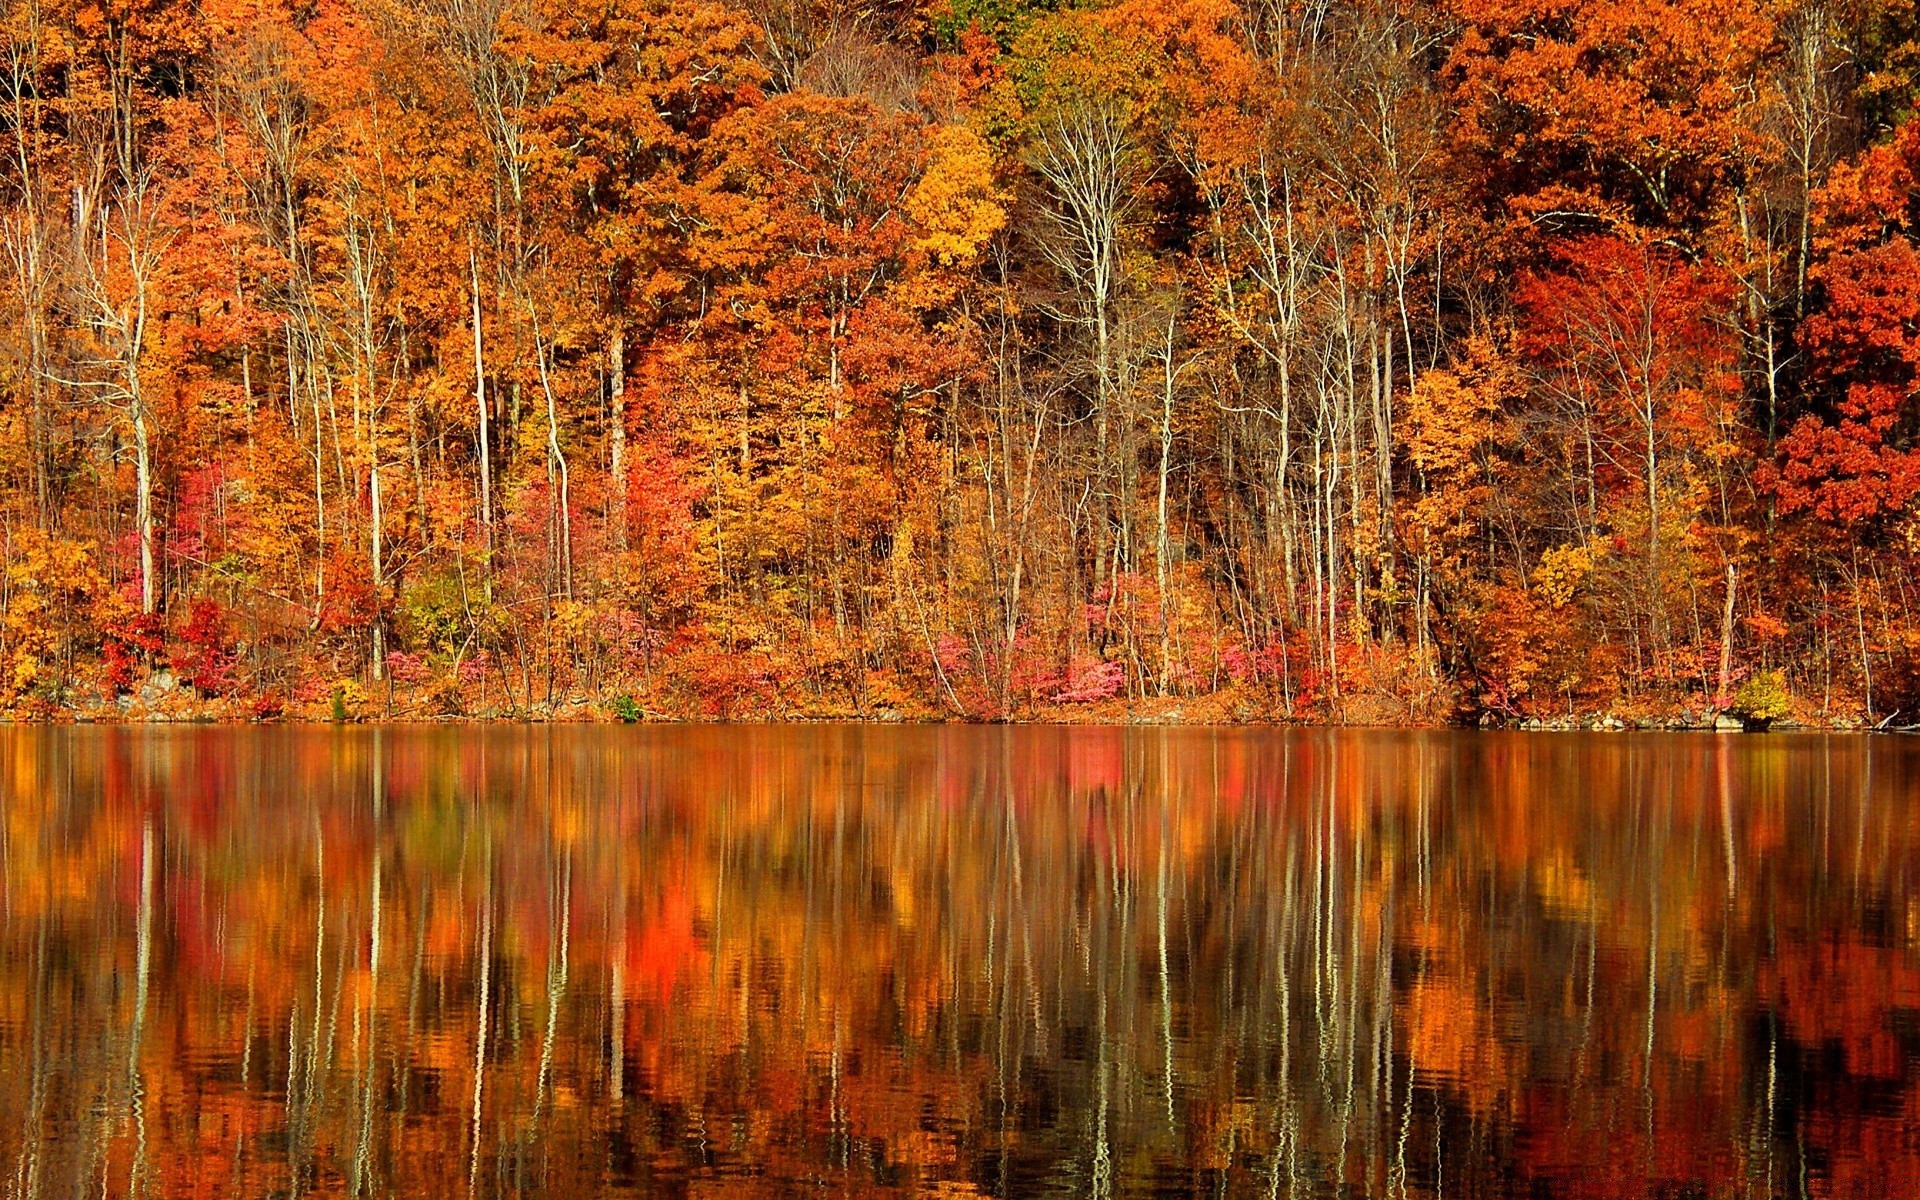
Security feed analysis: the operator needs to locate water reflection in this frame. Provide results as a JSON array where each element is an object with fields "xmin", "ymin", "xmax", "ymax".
[{"xmin": 1, "ymin": 727, "xmax": 1917, "ymax": 1198}]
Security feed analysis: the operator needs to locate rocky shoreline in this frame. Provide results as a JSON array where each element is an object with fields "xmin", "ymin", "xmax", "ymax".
[{"xmin": 4, "ymin": 666, "xmax": 1893, "ymax": 730}]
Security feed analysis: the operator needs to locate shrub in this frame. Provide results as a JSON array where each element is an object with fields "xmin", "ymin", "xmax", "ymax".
[
  {"xmin": 1051, "ymin": 659, "xmax": 1125, "ymax": 704},
  {"xmin": 330, "ymin": 678, "xmax": 368, "ymax": 722},
  {"xmin": 180, "ymin": 600, "xmax": 238, "ymax": 696},
  {"xmin": 384, "ymin": 650, "xmax": 430, "ymax": 685},
  {"xmin": 1730, "ymin": 670, "xmax": 1791, "ymax": 723}
]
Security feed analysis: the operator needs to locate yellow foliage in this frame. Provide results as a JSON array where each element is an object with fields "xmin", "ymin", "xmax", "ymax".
[
  {"xmin": 2, "ymin": 529, "xmax": 102, "ymax": 701},
  {"xmin": 552, "ymin": 599, "xmax": 596, "ymax": 642},
  {"xmin": 906, "ymin": 126, "xmax": 1006, "ymax": 266},
  {"xmin": 890, "ymin": 520, "xmax": 916, "ymax": 585},
  {"xmin": 1403, "ymin": 335, "xmax": 1513, "ymax": 475},
  {"xmin": 332, "ymin": 678, "xmax": 369, "ymax": 719},
  {"xmin": 1731, "ymin": 669, "xmax": 1792, "ymax": 721},
  {"xmin": 1405, "ymin": 371, "xmax": 1489, "ymax": 475},
  {"xmin": 1532, "ymin": 543, "xmax": 1596, "ymax": 609}
]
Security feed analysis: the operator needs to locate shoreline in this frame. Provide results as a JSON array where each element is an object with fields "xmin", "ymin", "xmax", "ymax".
[
  {"xmin": 8, "ymin": 710, "xmax": 1891, "ymax": 733},
  {"xmin": 12, "ymin": 670, "xmax": 1892, "ymax": 732}
]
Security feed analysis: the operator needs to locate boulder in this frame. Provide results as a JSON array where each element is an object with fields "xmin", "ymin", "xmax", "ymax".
[{"xmin": 138, "ymin": 671, "xmax": 178, "ymax": 706}]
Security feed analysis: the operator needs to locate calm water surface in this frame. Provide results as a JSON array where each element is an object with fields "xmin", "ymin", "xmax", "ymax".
[{"xmin": 1, "ymin": 727, "xmax": 1918, "ymax": 1198}]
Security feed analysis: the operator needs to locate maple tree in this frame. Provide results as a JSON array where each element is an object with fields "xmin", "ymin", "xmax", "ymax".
[{"xmin": 1773, "ymin": 119, "xmax": 1920, "ymax": 527}]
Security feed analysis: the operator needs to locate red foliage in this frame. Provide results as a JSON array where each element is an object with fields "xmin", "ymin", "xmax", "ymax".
[
  {"xmin": 1517, "ymin": 237, "xmax": 1739, "ymax": 513},
  {"xmin": 102, "ymin": 610, "xmax": 167, "ymax": 697},
  {"xmin": 1771, "ymin": 124, "xmax": 1920, "ymax": 528},
  {"xmin": 1050, "ymin": 659, "xmax": 1125, "ymax": 704},
  {"xmin": 179, "ymin": 600, "xmax": 239, "ymax": 696},
  {"xmin": 317, "ymin": 551, "xmax": 378, "ymax": 636},
  {"xmin": 667, "ymin": 634, "xmax": 779, "ymax": 718},
  {"xmin": 384, "ymin": 651, "xmax": 430, "ymax": 685}
]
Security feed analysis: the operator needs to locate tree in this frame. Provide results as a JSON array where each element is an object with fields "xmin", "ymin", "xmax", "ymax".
[
  {"xmin": 1773, "ymin": 119, "xmax": 1920, "ymax": 528},
  {"xmin": 1516, "ymin": 235, "xmax": 1741, "ymax": 668}
]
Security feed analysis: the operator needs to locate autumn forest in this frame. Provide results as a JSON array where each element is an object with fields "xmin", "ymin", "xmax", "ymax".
[{"xmin": 1, "ymin": 0, "xmax": 1917, "ymax": 723}]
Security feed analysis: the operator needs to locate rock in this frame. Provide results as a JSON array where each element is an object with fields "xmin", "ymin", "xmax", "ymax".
[
  {"xmin": 1714, "ymin": 714, "xmax": 1744, "ymax": 732},
  {"xmin": 138, "ymin": 671, "xmax": 178, "ymax": 705}
]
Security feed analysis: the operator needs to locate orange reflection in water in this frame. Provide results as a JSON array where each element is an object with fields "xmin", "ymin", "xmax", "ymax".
[{"xmin": 1, "ymin": 727, "xmax": 1918, "ymax": 1198}]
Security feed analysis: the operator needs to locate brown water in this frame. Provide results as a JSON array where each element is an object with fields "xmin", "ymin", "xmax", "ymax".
[{"xmin": 1, "ymin": 727, "xmax": 1918, "ymax": 1199}]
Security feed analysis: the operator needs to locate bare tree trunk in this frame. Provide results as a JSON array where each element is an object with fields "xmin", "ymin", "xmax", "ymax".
[
  {"xmin": 530, "ymin": 302, "xmax": 573, "ymax": 599},
  {"xmin": 132, "ymin": 393, "xmax": 156, "ymax": 614},
  {"xmin": 471, "ymin": 245, "xmax": 493, "ymax": 562},
  {"xmin": 314, "ymin": 351, "xmax": 327, "ymax": 613},
  {"xmin": 1716, "ymin": 561, "xmax": 1737, "ymax": 709},
  {"xmin": 608, "ymin": 325, "xmax": 627, "ymax": 552},
  {"xmin": 1154, "ymin": 305, "xmax": 1183, "ymax": 696},
  {"xmin": 371, "ymin": 452, "xmax": 385, "ymax": 675},
  {"xmin": 1029, "ymin": 101, "xmax": 1135, "ymax": 579}
]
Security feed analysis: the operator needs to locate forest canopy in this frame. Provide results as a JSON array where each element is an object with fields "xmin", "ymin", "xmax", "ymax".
[{"xmin": 0, "ymin": 0, "xmax": 1916, "ymax": 724}]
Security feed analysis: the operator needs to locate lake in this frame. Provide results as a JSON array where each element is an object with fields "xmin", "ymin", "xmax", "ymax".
[{"xmin": 1, "ymin": 726, "xmax": 1916, "ymax": 1198}]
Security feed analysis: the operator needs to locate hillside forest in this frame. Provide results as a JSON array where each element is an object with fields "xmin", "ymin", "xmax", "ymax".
[{"xmin": 0, "ymin": 0, "xmax": 1917, "ymax": 723}]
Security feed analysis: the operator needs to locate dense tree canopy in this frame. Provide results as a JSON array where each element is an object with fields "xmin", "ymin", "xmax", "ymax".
[{"xmin": 0, "ymin": 0, "xmax": 1917, "ymax": 723}]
